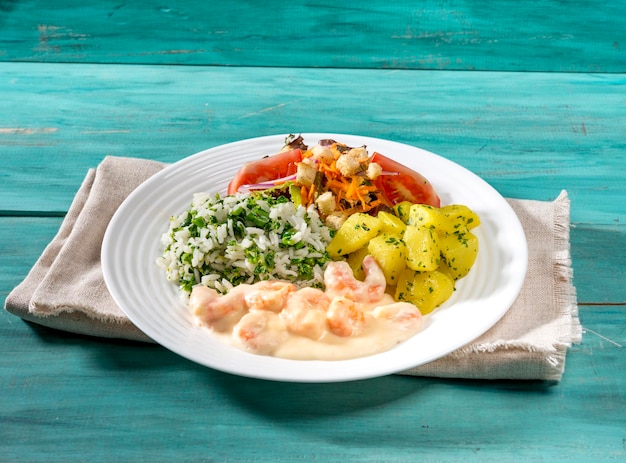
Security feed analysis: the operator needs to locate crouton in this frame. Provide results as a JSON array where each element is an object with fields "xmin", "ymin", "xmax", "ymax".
[
  {"xmin": 367, "ymin": 162, "xmax": 383, "ymax": 180},
  {"xmin": 296, "ymin": 159, "xmax": 317, "ymax": 186},
  {"xmin": 346, "ymin": 147, "xmax": 368, "ymax": 160},
  {"xmin": 336, "ymin": 154, "xmax": 361, "ymax": 177},
  {"xmin": 310, "ymin": 145, "xmax": 335, "ymax": 163},
  {"xmin": 315, "ymin": 191, "xmax": 336, "ymax": 215},
  {"xmin": 325, "ymin": 212, "xmax": 349, "ymax": 230}
]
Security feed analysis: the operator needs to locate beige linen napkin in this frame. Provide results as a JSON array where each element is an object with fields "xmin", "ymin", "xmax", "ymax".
[
  {"xmin": 5, "ymin": 157, "xmax": 162, "ymax": 342},
  {"xmin": 402, "ymin": 194, "xmax": 582, "ymax": 381},
  {"xmin": 4, "ymin": 156, "xmax": 581, "ymax": 381}
]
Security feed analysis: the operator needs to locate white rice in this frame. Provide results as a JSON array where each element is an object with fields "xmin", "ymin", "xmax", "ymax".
[{"xmin": 157, "ymin": 191, "xmax": 334, "ymax": 294}]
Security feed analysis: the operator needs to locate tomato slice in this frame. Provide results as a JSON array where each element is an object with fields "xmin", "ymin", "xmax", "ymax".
[
  {"xmin": 227, "ymin": 149, "xmax": 303, "ymax": 194},
  {"xmin": 370, "ymin": 152, "xmax": 440, "ymax": 207}
]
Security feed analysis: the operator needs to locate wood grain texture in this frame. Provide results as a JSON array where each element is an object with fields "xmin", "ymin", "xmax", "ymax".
[
  {"xmin": 1, "ymin": 2, "xmax": 625, "ymax": 460},
  {"xmin": 0, "ymin": 0, "xmax": 624, "ymax": 72},
  {"xmin": 0, "ymin": 264, "xmax": 624, "ymax": 463},
  {"xmin": 1, "ymin": 63, "xmax": 624, "ymax": 225},
  {"xmin": 571, "ymin": 224, "xmax": 626, "ymax": 304}
]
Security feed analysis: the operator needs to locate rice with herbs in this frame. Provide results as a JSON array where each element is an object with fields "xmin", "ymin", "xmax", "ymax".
[{"xmin": 157, "ymin": 192, "xmax": 334, "ymax": 295}]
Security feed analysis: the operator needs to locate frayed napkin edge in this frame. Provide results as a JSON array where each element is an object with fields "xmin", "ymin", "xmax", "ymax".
[
  {"xmin": 18, "ymin": 304, "xmax": 153, "ymax": 343},
  {"xmin": 429, "ymin": 190, "xmax": 581, "ymax": 379},
  {"xmin": 553, "ymin": 191, "xmax": 582, "ymax": 347}
]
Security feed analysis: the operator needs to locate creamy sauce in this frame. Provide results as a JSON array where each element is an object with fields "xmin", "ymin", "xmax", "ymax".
[{"xmin": 188, "ymin": 257, "xmax": 423, "ymax": 361}]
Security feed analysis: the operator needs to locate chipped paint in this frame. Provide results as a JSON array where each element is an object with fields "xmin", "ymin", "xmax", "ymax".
[
  {"xmin": 37, "ymin": 24, "xmax": 89, "ymax": 53},
  {"xmin": 0, "ymin": 128, "xmax": 58, "ymax": 135}
]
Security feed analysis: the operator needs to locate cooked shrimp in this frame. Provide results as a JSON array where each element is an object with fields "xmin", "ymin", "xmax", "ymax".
[
  {"xmin": 326, "ymin": 296, "xmax": 367, "ymax": 337},
  {"xmin": 233, "ymin": 310, "xmax": 288, "ymax": 355},
  {"xmin": 324, "ymin": 255, "xmax": 386, "ymax": 303},
  {"xmin": 189, "ymin": 285, "xmax": 245, "ymax": 322},
  {"xmin": 244, "ymin": 280, "xmax": 297, "ymax": 312},
  {"xmin": 372, "ymin": 302, "xmax": 423, "ymax": 332},
  {"xmin": 280, "ymin": 287, "xmax": 330, "ymax": 340}
]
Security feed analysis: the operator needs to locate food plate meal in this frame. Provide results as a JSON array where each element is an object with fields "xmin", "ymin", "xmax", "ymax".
[{"xmin": 102, "ymin": 133, "xmax": 528, "ymax": 382}]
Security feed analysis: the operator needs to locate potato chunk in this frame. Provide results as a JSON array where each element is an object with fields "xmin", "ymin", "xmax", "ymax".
[
  {"xmin": 438, "ymin": 204, "xmax": 481, "ymax": 233},
  {"xmin": 326, "ymin": 213, "xmax": 382, "ymax": 258},
  {"xmin": 392, "ymin": 201, "xmax": 413, "ymax": 223},
  {"xmin": 395, "ymin": 269, "xmax": 455, "ymax": 315},
  {"xmin": 367, "ymin": 233, "xmax": 407, "ymax": 285},
  {"xmin": 324, "ymin": 198, "xmax": 481, "ymax": 317},
  {"xmin": 407, "ymin": 204, "xmax": 442, "ymax": 229},
  {"xmin": 439, "ymin": 229, "xmax": 479, "ymax": 280},
  {"xmin": 403, "ymin": 225, "xmax": 440, "ymax": 272},
  {"xmin": 346, "ymin": 246, "xmax": 369, "ymax": 281},
  {"xmin": 377, "ymin": 211, "xmax": 406, "ymax": 236}
]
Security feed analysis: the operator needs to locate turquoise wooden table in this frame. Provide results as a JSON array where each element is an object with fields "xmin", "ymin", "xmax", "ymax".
[{"xmin": 1, "ymin": 1, "xmax": 624, "ymax": 461}]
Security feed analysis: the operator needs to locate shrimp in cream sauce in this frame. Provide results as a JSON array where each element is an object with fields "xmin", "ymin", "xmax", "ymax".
[
  {"xmin": 326, "ymin": 296, "xmax": 367, "ymax": 337},
  {"xmin": 324, "ymin": 255, "xmax": 386, "ymax": 303},
  {"xmin": 280, "ymin": 288, "xmax": 329, "ymax": 340},
  {"xmin": 244, "ymin": 280, "xmax": 296, "ymax": 312},
  {"xmin": 233, "ymin": 310, "xmax": 288, "ymax": 355},
  {"xmin": 189, "ymin": 256, "xmax": 423, "ymax": 360}
]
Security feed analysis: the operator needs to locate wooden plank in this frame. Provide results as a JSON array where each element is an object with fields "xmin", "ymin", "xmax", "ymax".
[
  {"xmin": 572, "ymin": 224, "xmax": 626, "ymax": 304},
  {"xmin": 1, "ymin": 223, "xmax": 623, "ymax": 461},
  {"xmin": 1, "ymin": 63, "xmax": 624, "ymax": 225},
  {"xmin": 0, "ymin": 217, "xmax": 62, "ymax": 299},
  {"xmin": 0, "ymin": 0, "xmax": 624, "ymax": 72},
  {"xmin": 1, "ymin": 290, "xmax": 624, "ymax": 460},
  {"xmin": 1, "ymin": 2, "xmax": 624, "ymax": 460}
]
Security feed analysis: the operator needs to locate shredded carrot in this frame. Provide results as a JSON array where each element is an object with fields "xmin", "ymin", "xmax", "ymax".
[
  {"xmin": 307, "ymin": 183, "xmax": 316, "ymax": 204},
  {"xmin": 327, "ymin": 179, "xmax": 348, "ymax": 191},
  {"xmin": 335, "ymin": 189, "xmax": 344, "ymax": 208},
  {"xmin": 369, "ymin": 199, "xmax": 383, "ymax": 208},
  {"xmin": 346, "ymin": 178, "xmax": 357, "ymax": 200},
  {"xmin": 292, "ymin": 142, "xmax": 389, "ymax": 215}
]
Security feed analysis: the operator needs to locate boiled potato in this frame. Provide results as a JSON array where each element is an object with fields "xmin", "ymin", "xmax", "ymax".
[
  {"xmin": 394, "ymin": 269, "xmax": 455, "ymax": 315},
  {"xmin": 392, "ymin": 201, "xmax": 413, "ymax": 223},
  {"xmin": 323, "ymin": 198, "xmax": 480, "ymax": 316},
  {"xmin": 439, "ymin": 229, "xmax": 479, "ymax": 280},
  {"xmin": 326, "ymin": 213, "xmax": 382, "ymax": 258},
  {"xmin": 367, "ymin": 233, "xmax": 407, "ymax": 285},
  {"xmin": 403, "ymin": 225, "xmax": 440, "ymax": 272},
  {"xmin": 437, "ymin": 260, "xmax": 456, "ymax": 282},
  {"xmin": 407, "ymin": 204, "xmax": 442, "ymax": 229},
  {"xmin": 377, "ymin": 211, "xmax": 407, "ymax": 236},
  {"xmin": 438, "ymin": 204, "xmax": 481, "ymax": 233},
  {"xmin": 346, "ymin": 246, "xmax": 369, "ymax": 281}
]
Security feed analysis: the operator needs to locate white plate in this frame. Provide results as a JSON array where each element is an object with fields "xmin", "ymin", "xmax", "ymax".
[{"xmin": 102, "ymin": 134, "xmax": 527, "ymax": 382}]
